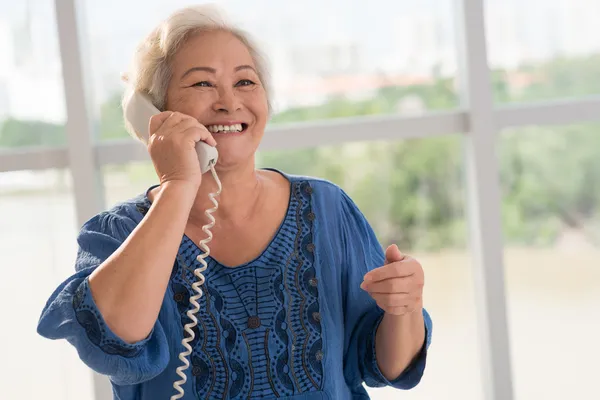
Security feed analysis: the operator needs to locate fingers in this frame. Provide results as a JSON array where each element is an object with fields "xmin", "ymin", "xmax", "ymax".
[
  {"xmin": 370, "ymin": 292, "xmax": 415, "ymax": 307},
  {"xmin": 363, "ymin": 259, "xmax": 415, "ymax": 283},
  {"xmin": 362, "ymin": 248, "xmax": 425, "ymax": 316},
  {"xmin": 180, "ymin": 125, "xmax": 217, "ymax": 147},
  {"xmin": 150, "ymin": 111, "xmax": 193, "ymax": 136},
  {"xmin": 384, "ymin": 244, "xmax": 405, "ymax": 264},
  {"xmin": 371, "ymin": 293, "xmax": 422, "ymax": 314},
  {"xmin": 150, "ymin": 112, "xmax": 216, "ymax": 147},
  {"xmin": 370, "ymin": 291, "xmax": 423, "ymax": 315},
  {"xmin": 154, "ymin": 112, "xmax": 187, "ymax": 134},
  {"xmin": 361, "ymin": 277, "xmax": 414, "ymax": 294},
  {"xmin": 149, "ymin": 111, "xmax": 174, "ymax": 135},
  {"xmin": 172, "ymin": 116, "xmax": 217, "ymax": 147}
]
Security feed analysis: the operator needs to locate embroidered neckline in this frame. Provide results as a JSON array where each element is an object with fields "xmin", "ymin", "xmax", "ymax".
[
  {"xmin": 136, "ymin": 168, "xmax": 295, "ymax": 270},
  {"xmin": 180, "ymin": 183, "xmax": 294, "ymax": 271}
]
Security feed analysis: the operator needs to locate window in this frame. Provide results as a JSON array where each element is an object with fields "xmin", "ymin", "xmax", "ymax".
[
  {"xmin": 103, "ymin": 161, "xmax": 155, "ymax": 207},
  {"xmin": 500, "ymin": 123, "xmax": 600, "ymax": 400},
  {"xmin": 0, "ymin": 2, "xmax": 88, "ymax": 399},
  {"xmin": 0, "ymin": 170, "xmax": 94, "ymax": 400},
  {"xmin": 82, "ymin": 0, "xmax": 458, "ymax": 143},
  {"xmin": 0, "ymin": 1, "xmax": 66, "ymax": 149},
  {"xmin": 486, "ymin": 0, "xmax": 600, "ymax": 103}
]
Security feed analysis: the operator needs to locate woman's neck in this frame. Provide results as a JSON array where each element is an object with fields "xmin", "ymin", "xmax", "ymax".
[{"xmin": 189, "ymin": 160, "xmax": 264, "ymax": 226}]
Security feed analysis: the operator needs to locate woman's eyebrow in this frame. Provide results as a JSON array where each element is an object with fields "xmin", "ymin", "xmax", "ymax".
[
  {"xmin": 234, "ymin": 65, "xmax": 257, "ymax": 74},
  {"xmin": 181, "ymin": 66, "xmax": 216, "ymax": 80},
  {"xmin": 181, "ymin": 65, "xmax": 257, "ymax": 80}
]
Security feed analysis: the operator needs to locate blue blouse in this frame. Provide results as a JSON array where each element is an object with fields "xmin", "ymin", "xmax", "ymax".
[{"xmin": 37, "ymin": 171, "xmax": 432, "ymax": 400}]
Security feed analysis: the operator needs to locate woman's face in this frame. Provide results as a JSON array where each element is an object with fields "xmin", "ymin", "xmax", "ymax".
[{"xmin": 165, "ymin": 30, "xmax": 269, "ymax": 171}]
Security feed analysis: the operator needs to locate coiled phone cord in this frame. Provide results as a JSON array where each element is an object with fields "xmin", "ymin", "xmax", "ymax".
[{"xmin": 171, "ymin": 163, "xmax": 222, "ymax": 400}]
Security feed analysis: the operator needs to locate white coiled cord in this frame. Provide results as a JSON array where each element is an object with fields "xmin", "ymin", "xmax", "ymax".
[{"xmin": 171, "ymin": 163, "xmax": 222, "ymax": 400}]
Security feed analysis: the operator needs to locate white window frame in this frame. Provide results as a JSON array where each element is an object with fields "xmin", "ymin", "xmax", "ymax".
[{"xmin": 1, "ymin": 0, "xmax": 599, "ymax": 398}]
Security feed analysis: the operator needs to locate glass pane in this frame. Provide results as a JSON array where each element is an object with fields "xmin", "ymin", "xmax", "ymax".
[
  {"xmin": 0, "ymin": 170, "xmax": 93, "ymax": 400},
  {"xmin": 486, "ymin": 0, "xmax": 600, "ymax": 103},
  {"xmin": 0, "ymin": 1, "xmax": 66, "ymax": 149},
  {"xmin": 500, "ymin": 123, "xmax": 600, "ymax": 399},
  {"xmin": 102, "ymin": 136, "xmax": 482, "ymax": 400},
  {"xmin": 103, "ymin": 161, "xmax": 156, "ymax": 206},
  {"xmin": 84, "ymin": 0, "xmax": 458, "ymax": 142}
]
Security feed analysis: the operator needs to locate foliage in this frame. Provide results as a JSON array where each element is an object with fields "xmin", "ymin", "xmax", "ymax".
[{"xmin": 2, "ymin": 54, "xmax": 600, "ymax": 250}]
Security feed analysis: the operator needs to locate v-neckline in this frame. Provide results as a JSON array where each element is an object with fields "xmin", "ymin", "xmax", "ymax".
[{"xmin": 139, "ymin": 168, "xmax": 296, "ymax": 270}]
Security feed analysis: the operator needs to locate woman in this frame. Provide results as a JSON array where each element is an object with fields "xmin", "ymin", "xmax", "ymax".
[{"xmin": 38, "ymin": 5, "xmax": 432, "ymax": 400}]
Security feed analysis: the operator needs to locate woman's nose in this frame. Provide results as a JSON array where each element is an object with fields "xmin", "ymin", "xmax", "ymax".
[{"xmin": 213, "ymin": 87, "xmax": 241, "ymax": 113}]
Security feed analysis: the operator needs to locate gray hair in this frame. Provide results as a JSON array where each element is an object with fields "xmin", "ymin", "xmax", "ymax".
[{"xmin": 121, "ymin": 4, "xmax": 272, "ymax": 141}]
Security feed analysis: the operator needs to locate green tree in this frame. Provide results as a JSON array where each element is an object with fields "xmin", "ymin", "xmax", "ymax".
[
  {"xmin": 0, "ymin": 118, "xmax": 65, "ymax": 148},
  {"xmin": 4, "ymin": 54, "xmax": 600, "ymax": 251},
  {"xmin": 500, "ymin": 123, "xmax": 600, "ymax": 245},
  {"xmin": 99, "ymin": 93, "xmax": 130, "ymax": 141}
]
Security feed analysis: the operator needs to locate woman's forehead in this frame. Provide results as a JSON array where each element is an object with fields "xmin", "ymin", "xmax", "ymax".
[{"xmin": 173, "ymin": 30, "xmax": 255, "ymax": 70}]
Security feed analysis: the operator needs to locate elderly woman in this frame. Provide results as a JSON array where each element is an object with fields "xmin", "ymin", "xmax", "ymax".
[{"xmin": 37, "ymin": 5, "xmax": 432, "ymax": 400}]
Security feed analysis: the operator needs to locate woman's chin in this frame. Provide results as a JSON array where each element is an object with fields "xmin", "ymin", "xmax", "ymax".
[{"xmin": 213, "ymin": 152, "xmax": 254, "ymax": 173}]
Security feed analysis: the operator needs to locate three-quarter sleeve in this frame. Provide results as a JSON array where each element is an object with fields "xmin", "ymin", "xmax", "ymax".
[
  {"xmin": 338, "ymin": 189, "xmax": 432, "ymax": 391},
  {"xmin": 37, "ymin": 210, "xmax": 170, "ymax": 386}
]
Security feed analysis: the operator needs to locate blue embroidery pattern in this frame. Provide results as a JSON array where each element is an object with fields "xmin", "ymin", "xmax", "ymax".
[
  {"xmin": 171, "ymin": 180, "xmax": 324, "ymax": 398},
  {"xmin": 72, "ymin": 278, "xmax": 144, "ymax": 358}
]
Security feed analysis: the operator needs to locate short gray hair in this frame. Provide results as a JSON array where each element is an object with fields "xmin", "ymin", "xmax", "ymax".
[{"xmin": 121, "ymin": 4, "xmax": 272, "ymax": 141}]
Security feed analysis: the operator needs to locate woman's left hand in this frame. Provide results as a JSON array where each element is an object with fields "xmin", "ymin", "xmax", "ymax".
[{"xmin": 360, "ymin": 245, "xmax": 424, "ymax": 316}]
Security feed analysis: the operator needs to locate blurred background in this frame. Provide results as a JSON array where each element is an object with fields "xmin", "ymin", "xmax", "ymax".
[{"xmin": 0, "ymin": 0, "xmax": 598, "ymax": 399}]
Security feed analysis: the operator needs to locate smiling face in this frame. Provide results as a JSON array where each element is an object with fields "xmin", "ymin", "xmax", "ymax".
[{"xmin": 165, "ymin": 29, "xmax": 269, "ymax": 171}]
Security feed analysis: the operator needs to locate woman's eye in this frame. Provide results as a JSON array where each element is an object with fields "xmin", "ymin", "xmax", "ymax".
[
  {"xmin": 193, "ymin": 81, "xmax": 212, "ymax": 87},
  {"xmin": 236, "ymin": 79, "xmax": 255, "ymax": 87}
]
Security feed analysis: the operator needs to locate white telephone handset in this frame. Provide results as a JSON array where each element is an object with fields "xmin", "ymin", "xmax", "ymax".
[
  {"xmin": 123, "ymin": 90, "xmax": 221, "ymax": 400},
  {"xmin": 123, "ymin": 90, "xmax": 218, "ymax": 173}
]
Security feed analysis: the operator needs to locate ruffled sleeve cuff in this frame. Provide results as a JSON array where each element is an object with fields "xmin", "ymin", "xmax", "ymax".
[
  {"xmin": 71, "ymin": 276, "xmax": 154, "ymax": 357},
  {"xmin": 364, "ymin": 308, "xmax": 432, "ymax": 389}
]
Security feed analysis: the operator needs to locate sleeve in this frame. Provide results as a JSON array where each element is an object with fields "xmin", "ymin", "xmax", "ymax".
[
  {"xmin": 36, "ymin": 210, "xmax": 170, "ymax": 386},
  {"xmin": 338, "ymin": 189, "xmax": 433, "ymax": 391}
]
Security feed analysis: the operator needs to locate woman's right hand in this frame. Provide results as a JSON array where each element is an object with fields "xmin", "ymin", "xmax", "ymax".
[{"xmin": 148, "ymin": 111, "xmax": 217, "ymax": 189}]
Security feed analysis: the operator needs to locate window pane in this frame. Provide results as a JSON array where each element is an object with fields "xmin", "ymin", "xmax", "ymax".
[
  {"xmin": 0, "ymin": 170, "xmax": 93, "ymax": 400},
  {"xmin": 83, "ymin": 0, "xmax": 458, "ymax": 142},
  {"xmin": 486, "ymin": 0, "xmax": 600, "ymax": 103},
  {"xmin": 0, "ymin": 1, "xmax": 66, "ymax": 149},
  {"xmin": 102, "ymin": 136, "xmax": 482, "ymax": 400},
  {"xmin": 500, "ymin": 123, "xmax": 600, "ymax": 399}
]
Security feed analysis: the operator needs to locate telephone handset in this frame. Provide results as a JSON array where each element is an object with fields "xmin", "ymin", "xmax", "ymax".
[
  {"xmin": 123, "ymin": 90, "xmax": 219, "ymax": 174},
  {"xmin": 123, "ymin": 89, "xmax": 221, "ymax": 400}
]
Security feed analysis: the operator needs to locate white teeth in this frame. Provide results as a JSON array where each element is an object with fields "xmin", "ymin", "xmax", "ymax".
[{"xmin": 207, "ymin": 124, "xmax": 244, "ymax": 133}]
